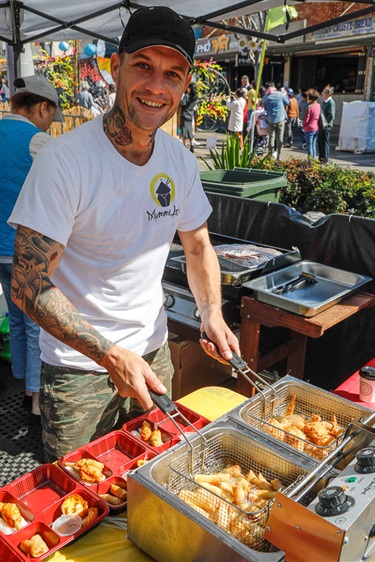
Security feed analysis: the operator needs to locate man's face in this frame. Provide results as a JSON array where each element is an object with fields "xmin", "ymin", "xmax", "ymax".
[
  {"xmin": 322, "ymin": 88, "xmax": 330, "ymax": 100},
  {"xmin": 111, "ymin": 46, "xmax": 191, "ymax": 133}
]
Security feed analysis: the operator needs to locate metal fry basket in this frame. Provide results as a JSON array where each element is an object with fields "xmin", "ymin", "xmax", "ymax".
[
  {"xmin": 167, "ymin": 431, "xmax": 306, "ymax": 552},
  {"xmin": 234, "ymin": 378, "xmax": 372, "ymax": 461}
]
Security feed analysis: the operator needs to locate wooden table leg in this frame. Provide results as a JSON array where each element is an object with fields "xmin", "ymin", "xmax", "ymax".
[
  {"xmin": 286, "ymin": 332, "xmax": 307, "ymax": 379},
  {"xmin": 237, "ymin": 317, "xmax": 261, "ymax": 397}
]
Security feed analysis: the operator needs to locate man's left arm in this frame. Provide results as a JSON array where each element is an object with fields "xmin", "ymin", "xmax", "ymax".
[{"xmin": 178, "ymin": 224, "xmax": 240, "ymax": 363}]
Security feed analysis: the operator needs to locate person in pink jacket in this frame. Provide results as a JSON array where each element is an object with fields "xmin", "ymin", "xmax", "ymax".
[{"xmin": 302, "ymin": 89, "xmax": 320, "ymax": 159}]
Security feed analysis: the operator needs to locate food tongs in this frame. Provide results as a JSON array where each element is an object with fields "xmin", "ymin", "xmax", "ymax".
[
  {"xmin": 201, "ymin": 332, "xmax": 276, "ymax": 419},
  {"xmin": 148, "ymin": 390, "xmax": 207, "ymax": 470}
]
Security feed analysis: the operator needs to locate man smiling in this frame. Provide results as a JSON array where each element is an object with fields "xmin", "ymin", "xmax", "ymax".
[{"xmin": 9, "ymin": 6, "xmax": 240, "ymax": 462}]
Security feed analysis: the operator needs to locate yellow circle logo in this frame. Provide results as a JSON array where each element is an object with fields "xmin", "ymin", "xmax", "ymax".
[{"xmin": 150, "ymin": 173, "xmax": 175, "ymax": 207}]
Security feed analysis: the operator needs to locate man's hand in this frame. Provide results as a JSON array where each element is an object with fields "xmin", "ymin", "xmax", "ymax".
[
  {"xmin": 100, "ymin": 345, "xmax": 167, "ymax": 410},
  {"xmin": 199, "ymin": 303, "xmax": 240, "ymax": 364}
]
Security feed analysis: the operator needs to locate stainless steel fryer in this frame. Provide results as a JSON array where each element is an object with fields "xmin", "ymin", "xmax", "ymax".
[
  {"xmin": 127, "ymin": 423, "xmax": 317, "ymax": 562},
  {"xmin": 228, "ymin": 376, "xmax": 374, "ymax": 461}
]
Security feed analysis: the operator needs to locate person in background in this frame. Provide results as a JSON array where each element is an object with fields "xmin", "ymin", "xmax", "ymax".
[
  {"xmin": 298, "ymin": 91, "xmax": 308, "ymax": 150},
  {"xmin": 9, "ymin": 6, "xmax": 239, "ymax": 462},
  {"xmin": 0, "ymin": 75, "xmax": 63, "ymax": 426},
  {"xmin": 226, "ymin": 88, "xmax": 247, "ymax": 149},
  {"xmin": 303, "ymin": 88, "xmax": 320, "ymax": 160},
  {"xmin": 285, "ymin": 88, "xmax": 299, "ymax": 148},
  {"xmin": 0, "ymin": 79, "xmax": 10, "ymax": 102},
  {"xmin": 107, "ymin": 83, "xmax": 116, "ymax": 109},
  {"xmin": 240, "ymin": 75, "xmax": 251, "ymax": 91},
  {"xmin": 318, "ymin": 85, "xmax": 336, "ymax": 164},
  {"xmin": 241, "ymin": 87, "xmax": 249, "ymax": 141},
  {"xmin": 246, "ymin": 79, "xmax": 257, "ymax": 123},
  {"xmin": 75, "ymin": 82, "xmax": 94, "ymax": 110},
  {"xmin": 180, "ymin": 82, "xmax": 198, "ymax": 153},
  {"xmin": 262, "ymin": 81, "xmax": 289, "ymax": 159}
]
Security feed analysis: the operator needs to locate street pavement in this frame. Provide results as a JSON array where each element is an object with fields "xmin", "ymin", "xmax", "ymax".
[{"xmin": 193, "ymin": 124, "xmax": 375, "ymax": 173}]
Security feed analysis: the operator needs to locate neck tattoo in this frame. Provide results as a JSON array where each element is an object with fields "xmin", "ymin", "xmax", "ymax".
[{"xmin": 103, "ymin": 106, "xmax": 132, "ymax": 146}]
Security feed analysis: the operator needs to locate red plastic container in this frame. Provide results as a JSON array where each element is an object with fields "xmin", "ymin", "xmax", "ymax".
[
  {"xmin": 58, "ymin": 431, "xmax": 156, "ymax": 512},
  {"xmin": 0, "ymin": 464, "xmax": 109, "ymax": 561},
  {"xmin": 122, "ymin": 403, "xmax": 210, "ymax": 453}
]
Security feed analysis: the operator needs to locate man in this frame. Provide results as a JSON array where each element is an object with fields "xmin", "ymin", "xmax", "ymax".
[
  {"xmin": 75, "ymin": 82, "xmax": 94, "ymax": 110},
  {"xmin": 318, "ymin": 85, "xmax": 336, "ymax": 163},
  {"xmin": 9, "ymin": 6, "xmax": 239, "ymax": 462},
  {"xmin": 262, "ymin": 82, "xmax": 289, "ymax": 160},
  {"xmin": 240, "ymin": 75, "xmax": 250, "ymax": 91},
  {"xmin": 0, "ymin": 75, "xmax": 63, "ymax": 426}
]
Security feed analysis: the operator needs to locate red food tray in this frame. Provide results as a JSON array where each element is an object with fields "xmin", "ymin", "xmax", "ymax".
[
  {"xmin": 58, "ymin": 431, "xmax": 156, "ymax": 512},
  {"xmin": 122, "ymin": 403, "xmax": 210, "ymax": 453},
  {"xmin": 0, "ymin": 463, "xmax": 109, "ymax": 561}
]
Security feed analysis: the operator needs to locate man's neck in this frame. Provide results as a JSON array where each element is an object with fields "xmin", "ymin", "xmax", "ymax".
[{"xmin": 103, "ymin": 109, "xmax": 156, "ymax": 166}]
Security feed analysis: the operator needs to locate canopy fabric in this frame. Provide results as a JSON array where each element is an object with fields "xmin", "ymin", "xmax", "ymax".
[{"xmin": 1, "ymin": 0, "xmax": 375, "ymax": 48}]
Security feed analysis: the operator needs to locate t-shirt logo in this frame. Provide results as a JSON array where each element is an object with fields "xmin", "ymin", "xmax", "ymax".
[{"xmin": 150, "ymin": 173, "xmax": 175, "ymax": 208}]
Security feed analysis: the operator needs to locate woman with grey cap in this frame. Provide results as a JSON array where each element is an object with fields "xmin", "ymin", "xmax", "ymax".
[
  {"xmin": 0, "ymin": 74, "xmax": 62, "ymax": 426},
  {"xmin": 9, "ymin": 6, "xmax": 240, "ymax": 461}
]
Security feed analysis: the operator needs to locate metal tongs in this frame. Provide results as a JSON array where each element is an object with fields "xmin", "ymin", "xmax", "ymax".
[
  {"xmin": 148, "ymin": 389, "xmax": 207, "ymax": 469},
  {"xmin": 271, "ymin": 271, "xmax": 317, "ymax": 295},
  {"xmin": 201, "ymin": 332, "xmax": 276, "ymax": 418}
]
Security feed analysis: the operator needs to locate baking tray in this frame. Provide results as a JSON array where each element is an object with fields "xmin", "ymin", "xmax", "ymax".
[
  {"xmin": 0, "ymin": 463, "xmax": 109, "ymax": 561},
  {"xmin": 58, "ymin": 430, "xmax": 156, "ymax": 512},
  {"xmin": 122, "ymin": 402, "xmax": 211, "ymax": 454},
  {"xmin": 228, "ymin": 376, "xmax": 374, "ymax": 462},
  {"xmin": 244, "ymin": 260, "xmax": 372, "ymax": 316},
  {"xmin": 169, "ymin": 236, "xmax": 301, "ymax": 287}
]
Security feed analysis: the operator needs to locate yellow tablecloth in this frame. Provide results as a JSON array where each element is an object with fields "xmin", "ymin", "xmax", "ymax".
[{"xmin": 48, "ymin": 387, "xmax": 247, "ymax": 562}]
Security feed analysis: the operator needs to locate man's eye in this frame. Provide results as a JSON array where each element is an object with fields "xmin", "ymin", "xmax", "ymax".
[{"xmin": 137, "ymin": 63, "xmax": 149, "ymax": 70}]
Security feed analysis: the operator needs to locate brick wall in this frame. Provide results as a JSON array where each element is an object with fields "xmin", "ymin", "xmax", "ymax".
[{"xmin": 295, "ymin": 2, "xmax": 370, "ymax": 26}]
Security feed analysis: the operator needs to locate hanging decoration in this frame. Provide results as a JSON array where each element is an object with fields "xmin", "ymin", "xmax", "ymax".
[
  {"xmin": 58, "ymin": 41, "xmax": 69, "ymax": 53},
  {"xmin": 83, "ymin": 43, "xmax": 97, "ymax": 57}
]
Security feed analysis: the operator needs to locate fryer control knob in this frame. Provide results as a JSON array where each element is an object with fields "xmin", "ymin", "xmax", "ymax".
[
  {"xmin": 355, "ymin": 447, "xmax": 375, "ymax": 474},
  {"xmin": 315, "ymin": 486, "xmax": 355, "ymax": 517},
  {"xmin": 194, "ymin": 308, "xmax": 201, "ymax": 320},
  {"xmin": 164, "ymin": 295, "xmax": 175, "ymax": 309}
]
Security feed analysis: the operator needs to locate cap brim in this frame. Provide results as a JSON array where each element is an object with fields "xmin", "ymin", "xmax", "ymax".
[
  {"xmin": 53, "ymin": 107, "xmax": 64, "ymax": 122},
  {"xmin": 123, "ymin": 40, "xmax": 193, "ymax": 67}
]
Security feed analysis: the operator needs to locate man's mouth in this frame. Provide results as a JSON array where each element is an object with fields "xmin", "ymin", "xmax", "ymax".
[{"xmin": 139, "ymin": 98, "xmax": 164, "ymax": 108}]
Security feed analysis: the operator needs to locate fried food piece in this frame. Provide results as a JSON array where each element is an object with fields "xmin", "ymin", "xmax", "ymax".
[
  {"xmin": 140, "ymin": 420, "xmax": 152, "ymax": 442},
  {"xmin": 73, "ymin": 458, "xmax": 105, "ymax": 483},
  {"xmin": 195, "ymin": 473, "xmax": 231, "ymax": 484},
  {"xmin": 19, "ymin": 534, "xmax": 49, "ymax": 557},
  {"xmin": 110, "ymin": 484, "xmax": 127, "ymax": 501},
  {"xmin": 178, "ymin": 488, "xmax": 219, "ymax": 513},
  {"xmin": 285, "ymin": 427, "xmax": 306, "ymax": 451},
  {"xmin": 149, "ymin": 429, "xmax": 163, "ymax": 447},
  {"xmin": 285, "ymin": 394, "xmax": 296, "ymax": 416},
  {"xmin": 99, "ymin": 493, "xmax": 123, "ymax": 506},
  {"xmin": 82, "ymin": 507, "xmax": 99, "ymax": 528},
  {"xmin": 250, "ymin": 473, "xmax": 273, "ymax": 491},
  {"xmin": 61, "ymin": 494, "xmax": 88, "ymax": 518},
  {"xmin": 136, "ymin": 459, "xmax": 148, "ymax": 467},
  {"xmin": 0, "ymin": 502, "xmax": 23, "ymax": 530}
]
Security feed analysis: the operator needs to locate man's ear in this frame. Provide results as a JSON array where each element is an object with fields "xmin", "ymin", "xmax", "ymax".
[{"xmin": 184, "ymin": 73, "xmax": 192, "ymax": 92}]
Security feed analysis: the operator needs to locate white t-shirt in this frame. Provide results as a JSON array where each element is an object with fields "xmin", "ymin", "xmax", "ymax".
[
  {"xmin": 10, "ymin": 116, "xmax": 212, "ymax": 370},
  {"xmin": 226, "ymin": 98, "xmax": 246, "ymax": 133}
]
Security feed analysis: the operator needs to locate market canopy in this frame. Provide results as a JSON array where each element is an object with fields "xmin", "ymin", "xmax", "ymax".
[{"xmin": 1, "ymin": 0, "xmax": 375, "ymax": 49}]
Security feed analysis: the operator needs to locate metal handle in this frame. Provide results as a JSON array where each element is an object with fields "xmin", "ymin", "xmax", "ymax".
[
  {"xmin": 200, "ymin": 331, "xmax": 276, "ymax": 417},
  {"xmin": 148, "ymin": 390, "xmax": 177, "ymax": 415}
]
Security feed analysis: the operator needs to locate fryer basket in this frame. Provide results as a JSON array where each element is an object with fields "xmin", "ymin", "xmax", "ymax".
[
  {"xmin": 167, "ymin": 431, "xmax": 306, "ymax": 552},
  {"xmin": 232, "ymin": 378, "xmax": 372, "ymax": 461}
]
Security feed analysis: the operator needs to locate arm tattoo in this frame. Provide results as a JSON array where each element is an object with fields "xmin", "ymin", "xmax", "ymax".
[
  {"xmin": 103, "ymin": 106, "xmax": 133, "ymax": 146},
  {"xmin": 12, "ymin": 226, "xmax": 114, "ymax": 364}
]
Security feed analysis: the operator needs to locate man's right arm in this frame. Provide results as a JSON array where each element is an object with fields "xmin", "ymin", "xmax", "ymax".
[{"xmin": 11, "ymin": 225, "xmax": 166, "ymax": 408}]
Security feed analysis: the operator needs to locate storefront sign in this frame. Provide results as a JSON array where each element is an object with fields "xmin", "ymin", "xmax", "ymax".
[
  {"xmin": 306, "ymin": 15, "xmax": 375, "ymax": 42},
  {"xmin": 195, "ymin": 33, "xmax": 239, "ymax": 56}
]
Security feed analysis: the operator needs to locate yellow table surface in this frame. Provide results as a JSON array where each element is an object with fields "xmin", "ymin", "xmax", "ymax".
[{"xmin": 47, "ymin": 386, "xmax": 247, "ymax": 562}]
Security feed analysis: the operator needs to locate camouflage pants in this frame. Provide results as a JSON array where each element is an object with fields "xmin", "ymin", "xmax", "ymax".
[{"xmin": 40, "ymin": 341, "xmax": 174, "ymax": 462}]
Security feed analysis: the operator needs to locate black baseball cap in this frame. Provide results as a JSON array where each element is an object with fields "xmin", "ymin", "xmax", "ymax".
[{"xmin": 118, "ymin": 6, "xmax": 196, "ymax": 67}]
